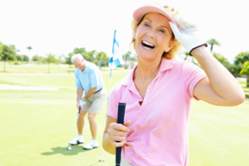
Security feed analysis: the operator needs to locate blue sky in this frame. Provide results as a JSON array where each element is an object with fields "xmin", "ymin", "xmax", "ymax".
[{"xmin": 0, "ymin": 0, "xmax": 248, "ymax": 63}]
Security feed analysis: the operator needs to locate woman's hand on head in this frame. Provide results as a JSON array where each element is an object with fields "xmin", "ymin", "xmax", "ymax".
[
  {"xmin": 169, "ymin": 16, "xmax": 207, "ymax": 55},
  {"xmin": 107, "ymin": 120, "xmax": 131, "ymax": 147}
]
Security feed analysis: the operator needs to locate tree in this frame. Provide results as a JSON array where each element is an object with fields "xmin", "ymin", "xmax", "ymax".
[
  {"xmin": 206, "ymin": 38, "xmax": 221, "ymax": 53},
  {"xmin": 26, "ymin": 46, "xmax": 32, "ymax": 63},
  {"xmin": 46, "ymin": 54, "xmax": 56, "ymax": 73},
  {"xmin": 240, "ymin": 61, "xmax": 249, "ymax": 87},
  {"xmin": 1, "ymin": 44, "xmax": 16, "ymax": 71},
  {"xmin": 82, "ymin": 52, "xmax": 89, "ymax": 61},
  {"xmin": 73, "ymin": 47, "xmax": 86, "ymax": 54},
  {"xmin": 59, "ymin": 54, "xmax": 66, "ymax": 63},
  {"xmin": 27, "ymin": 46, "xmax": 32, "ymax": 50},
  {"xmin": 95, "ymin": 52, "xmax": 110, "ymax": 67},
  {"xmin": 16, "ymin": 55, "xmax": 24, "ymax": 61},
  {"xmin": 23, "ymin": 55, "xmax": 29, "ymax": 62},
  {"xmin": 32, "ymin": 55, "xmax": 46, "ymax": 64},
  {"xmin": 122, "ymin": 51, "xmax": 131, "ymax": 69},
  {"xmin": 129, "ymin": 56, "xmax": 137, "ymax": 68},
  {"xmin": 32, "ymin": 55, "xmax": 41, "ymax": 62},
  {"xmin": 65, "ymin": 52, "xmax": 73, "ymax": 73},
  {"xmin": 129, "ymin": 57, "xmax": 137, "ymax": 62},
  {"xmin": 96, "ymin": 51, "xmax": 107, "ymax": 69},
  {"xmin": 87, "ymin": 50, "xmax": 96, "ymax": 62},
  {"xmin": 233, "ymin": 51, "xmax": 249, "ymax": 75},
  {"xmin": 0, "ymin": 42, "xmax": 3, "ymax": 58},
  {"xmin": 17, "ymin": 55, "xmax": 29, "ymax": 63},
  {"xmin": 234, "ymin": 51, "xmax": 249, "ymax": 65},
  {"xmin": 213, "ymin": 52, "xmax": 232, "ymax": 72}
]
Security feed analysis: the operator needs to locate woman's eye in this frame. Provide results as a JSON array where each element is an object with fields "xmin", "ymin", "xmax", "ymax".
[
  {"xmin": 144, "ymin": 23, "xmax": 150, "ymax": 27},
  {"xmin": 159, "ymin": 29, "xmax": 165, "ymax": 33}
]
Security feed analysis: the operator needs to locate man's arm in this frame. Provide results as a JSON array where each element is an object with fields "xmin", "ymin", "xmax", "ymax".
[
  {"xmin": 83, "ymin": 87, "xmax": 97, "ymax": 100},
  {"xmin": 76, "ymin": 87, "xmax": 83, "ymax": 109}
]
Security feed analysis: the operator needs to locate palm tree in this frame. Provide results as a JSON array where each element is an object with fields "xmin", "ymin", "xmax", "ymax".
[
  {"xmin": 26, "ymin": 46, "xmax": 32, "ymax": 63},
  {"xmin": 206, "ymin": 38, "xmax": 221, "ymax": 54}
]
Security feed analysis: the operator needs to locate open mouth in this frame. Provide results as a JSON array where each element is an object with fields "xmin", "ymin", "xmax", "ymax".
[{"xmin": 142, "ymin": 41, "xmax": 155, "ymax": 50}]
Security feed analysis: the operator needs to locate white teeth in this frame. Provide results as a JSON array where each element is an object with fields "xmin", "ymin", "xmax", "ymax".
[{"xmin": 142, "ymin": 41, "xmax": 154, "ymax": 47}]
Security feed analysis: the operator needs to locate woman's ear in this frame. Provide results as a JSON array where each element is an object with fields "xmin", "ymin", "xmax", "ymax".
[{"xmin": 164, "ymin": 41, "xmax": 174, "ymax": 52}]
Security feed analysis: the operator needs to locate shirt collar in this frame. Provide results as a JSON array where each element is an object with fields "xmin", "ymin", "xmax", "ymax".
[
  {"xmin": 158, "ymin": 58, "xmax": 175, "ymax": 73},
  {"xmin": 121, "ymin": 58, "xmax": 176, "ymax": 87}
]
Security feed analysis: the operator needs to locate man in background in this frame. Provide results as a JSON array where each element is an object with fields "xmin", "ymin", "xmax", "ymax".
[{"xmin": 70, "ymin": 54, "xmax": 106, "ymax": 150}]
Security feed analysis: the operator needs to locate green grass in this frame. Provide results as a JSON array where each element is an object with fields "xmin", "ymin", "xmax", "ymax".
[
  {"xmin": 237, "ymin": 78, "xmax": 249, "ymax": 93},
  {"xmin": 0, "ymin": 70, "xmax": 249, "ymax": 166},
  {"xmin": 0, "ymin": 71, "xmax": 130, "ymax": 166},
  {"xmin": 189, "ymin": 100, "xmax": 249, "ymax": 166}
]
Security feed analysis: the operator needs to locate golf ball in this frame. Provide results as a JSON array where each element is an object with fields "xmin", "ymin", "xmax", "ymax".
[
  {"xmin": 79, "ymin": 99, "xmax": 86, "ymax": 106},
  {"xmin": 68, "ymin": 147, "xmax": 71, "ymax": 150}
]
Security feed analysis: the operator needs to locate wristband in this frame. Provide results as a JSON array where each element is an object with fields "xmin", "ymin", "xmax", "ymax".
[{"xmin": 189, "ymin": 43, "xmax": 208, "ymax": 56}]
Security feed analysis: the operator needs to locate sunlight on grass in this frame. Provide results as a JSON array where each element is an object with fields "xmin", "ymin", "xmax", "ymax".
[{"xmin": 0, "ymin": 67, "xmax": 248, "ymax": 166}]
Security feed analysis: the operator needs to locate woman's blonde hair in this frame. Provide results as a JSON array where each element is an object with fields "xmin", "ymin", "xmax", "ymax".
[{"xmin": 130, "ymin": 3, "xmax": 182, "ymax": 59}]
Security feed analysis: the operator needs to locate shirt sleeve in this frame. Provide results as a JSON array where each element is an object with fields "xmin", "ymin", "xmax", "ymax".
[
  {"xmin": 182, "ymin": 61, "xmax": 207, "ymax": 100},
  {"xmin": 75, "ymin": 70, "xmax": 82, "ymax": 89}
]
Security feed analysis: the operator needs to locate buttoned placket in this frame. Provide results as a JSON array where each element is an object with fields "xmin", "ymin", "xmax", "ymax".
[
  {"xmin": 143, "ymin": 72, "xmax": 162, "ymax": 107},
  {"xmin": 127, "ymin": 83, "xmax": 144, "ymax": 115}
]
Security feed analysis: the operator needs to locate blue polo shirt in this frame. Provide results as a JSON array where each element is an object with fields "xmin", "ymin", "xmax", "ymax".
[{"xmin": 74, "ymin": 61, "xmax": 104, "ymax": 94}]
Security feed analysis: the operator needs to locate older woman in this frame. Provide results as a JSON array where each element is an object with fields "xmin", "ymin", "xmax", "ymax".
[{"xmin": 102, "ymin": 3, "xmax": 245, "ymax": 166}]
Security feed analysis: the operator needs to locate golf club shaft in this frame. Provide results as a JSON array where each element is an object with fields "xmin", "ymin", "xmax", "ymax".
[
  {"xmin": 70, "ymin": 114, "xmax": 79, "ymax": 142},
  {"xmin": 72, "ymin": 106, "xmax": 81, "ymax": 138},
  {"xmin": 68, "ymin": 106, "xmax": 81, "ymax": 147},
  {"xmin": 116, "ymin": 103, "xmax": 126, "ymax": 166}
]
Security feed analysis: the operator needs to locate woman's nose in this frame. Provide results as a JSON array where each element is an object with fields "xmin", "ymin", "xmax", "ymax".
[{"xmin": 146, "ymin": 29, "xmax": 155, "ymax": 39}]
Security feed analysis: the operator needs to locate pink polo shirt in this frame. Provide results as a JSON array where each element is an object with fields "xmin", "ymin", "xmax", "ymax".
[{"xmin": 107, "ymin": 58, "xmax": 206, "ymax": 166}]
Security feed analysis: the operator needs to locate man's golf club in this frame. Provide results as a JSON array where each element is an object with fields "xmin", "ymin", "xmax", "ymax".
[
  {"xmin": 116, "ymin": 102, "xmax": 126, "ymax": 166},
  {"xmin": 65, "ymin": 99, "xmax": 86, "ymax": 150}
]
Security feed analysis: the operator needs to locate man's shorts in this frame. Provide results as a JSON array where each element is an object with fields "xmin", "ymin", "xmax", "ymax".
[{"xmin": 81, "ymin": 87, "xmax": 107, "ymax": 114}]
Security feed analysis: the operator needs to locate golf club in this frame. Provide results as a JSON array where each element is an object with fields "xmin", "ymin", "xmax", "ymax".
[
  {"xmin": 116, "ymin": 102, "xmax": 126, "ymax": 166},
  {"xmin": 65, "ymin": 99, "xmax": 86, "ymax": 150}
]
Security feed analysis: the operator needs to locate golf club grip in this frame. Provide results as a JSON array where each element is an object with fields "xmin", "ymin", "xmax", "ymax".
[
  {"xmin": 116, "ymin": 102, "xmax": 126, "ymax": 166},
  {"xmin": 78, "ymin": 106, "xmax": 81, "ymax": 114}
]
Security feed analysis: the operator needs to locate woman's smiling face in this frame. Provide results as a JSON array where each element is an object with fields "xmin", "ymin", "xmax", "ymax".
[{"xmin": 134, "ymin": 12, "xmax": 174, "ymax": 61}]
